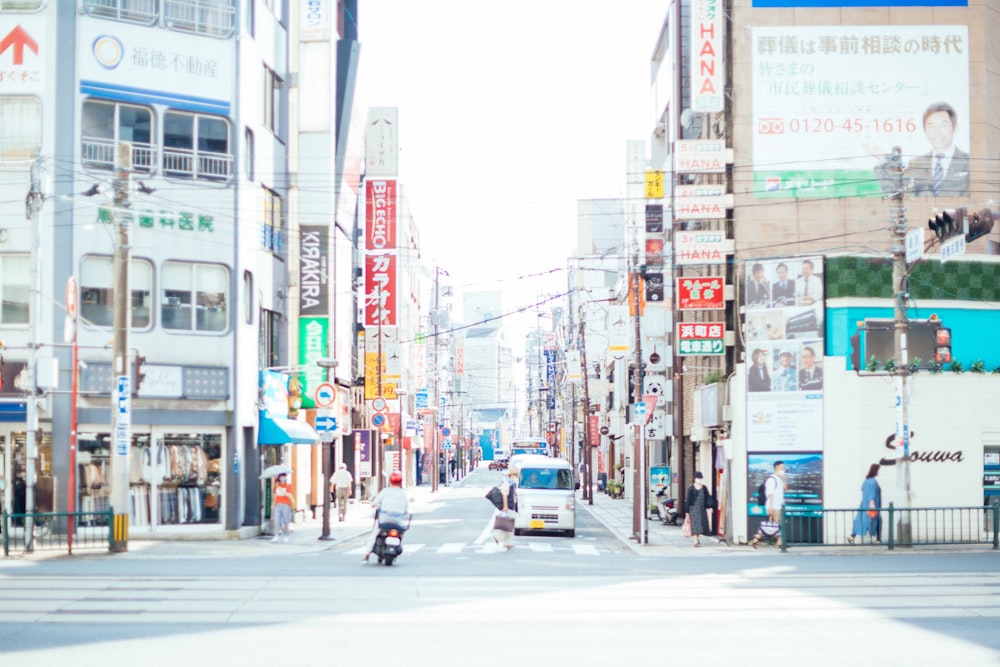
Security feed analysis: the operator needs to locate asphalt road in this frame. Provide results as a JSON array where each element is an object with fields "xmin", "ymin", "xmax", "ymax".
[{"xmin": 1, "ymin": 469, "xmax": 998, "ymax": 666}]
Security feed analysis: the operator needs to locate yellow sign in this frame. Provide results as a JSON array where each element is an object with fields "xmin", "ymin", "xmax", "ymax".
[
  {"xmin": 363, "ymin": 352, "xmax": 398, "ymax": 399},
  {"xmin": 645, "ymin": 170, "xmax": 664, "ymax": 199}
]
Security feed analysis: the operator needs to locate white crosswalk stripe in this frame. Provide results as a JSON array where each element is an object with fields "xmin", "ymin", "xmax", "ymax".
[{"xmin": 344, "ymin": 541, "xmax": 606, "ymax": 557}]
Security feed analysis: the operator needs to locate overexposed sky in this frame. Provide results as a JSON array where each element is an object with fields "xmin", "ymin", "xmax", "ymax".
[{"xmin": 356, "ymin": 1, "xmax": 666, "ymax": 331}]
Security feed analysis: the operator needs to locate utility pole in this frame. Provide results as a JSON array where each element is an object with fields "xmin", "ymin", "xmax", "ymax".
[
  {"xmin": 579, "ymin": 317, "xmax": 594, "ymax": 505},
  {"xmin": 887, "ymin": 146, "xmax": 913, "ymax": 543},
  {"xmin": 631, "ymin": 267, "xmax": 644, "ymax": 541},
  {"xmin": 431, "ymin": 267, "xmax": 440, "ymax": 492},
  {"xmin": 109, "ymin": 142, "xmax": 133, "ymax": 552},
  {"xmin": 23, "ymin": 156, "xmax": 44, "ymax": 551}
]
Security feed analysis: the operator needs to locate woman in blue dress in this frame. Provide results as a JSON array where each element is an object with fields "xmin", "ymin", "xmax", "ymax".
[{"xmin": 848, "ymin": 464, "xmax": 881, "ymax": 544}]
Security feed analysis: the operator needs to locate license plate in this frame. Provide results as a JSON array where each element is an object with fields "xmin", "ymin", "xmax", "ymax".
[
  {"xmin": 530, "ymin": 519, "xmax": 545, "ymax": 529},
  {"xmin": 385, "ymin": 537, "xmax": 401, "ymax": 546}
]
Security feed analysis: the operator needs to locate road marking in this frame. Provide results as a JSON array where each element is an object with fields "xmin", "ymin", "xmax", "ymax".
[
  {"xmin": 438, "ymin": 542, "xmax": 465, "ymax": 554},
  {"xmin": 527, "ymin": 543, "xmax": 554, "ymax": 553},
  {"xmin": 572, "ymin": 544, "xmax": 600, "ymax": 556}
]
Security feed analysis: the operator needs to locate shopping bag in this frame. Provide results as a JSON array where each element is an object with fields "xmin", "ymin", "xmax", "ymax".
[
  {"xmin": 493, "ymin": 513, "xmax": 515, "ymax": 532},
  {"xmin": 485, "ymin": 486, "xmax": 503, "ymax": 510},
  {"xmin": 759, "ymin": 520, "xmax": 781, "ymax": 537},
  {"xmin": 681, "ymin": 515, "xmax": 692, "ymax": 538}
]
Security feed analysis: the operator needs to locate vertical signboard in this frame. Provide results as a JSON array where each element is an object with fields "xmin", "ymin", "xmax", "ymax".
[
  {"xmin": 365, "ymin": 107, "xmax": 399, "ymax": 177},
  {"xmin": 299, "ymin": 226, "xmax": 329, "ymax": 315},
  {"xmin": 298, "ymin": 317, "xmax": 329, "ymax": 409},
  {"xmin": 364, "ymin": 253, "xmax": 397, "ymax": 326},
  {"xmin": 691, "ymin": 0, "xmax": 724, "ymax": 113},
  {"xmin": 365, "ymin": 179, "xmax": 397, "ymax": 251}
]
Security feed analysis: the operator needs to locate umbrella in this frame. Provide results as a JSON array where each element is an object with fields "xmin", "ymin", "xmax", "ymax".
[{"xmin": 260, "ymin": 464, "xmax": 292, "ymax": 479}]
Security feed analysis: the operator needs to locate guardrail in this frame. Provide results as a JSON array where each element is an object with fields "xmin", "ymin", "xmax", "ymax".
[
  {"xmin": 2, "ymin": 509, "xmax": 115, "ymax": 556},
  {"xmin": 777, "ymin": 501, "xmax": 1000, "ymax": 552}
]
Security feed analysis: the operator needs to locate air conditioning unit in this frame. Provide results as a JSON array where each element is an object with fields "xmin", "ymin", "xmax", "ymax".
[{"xmin": 722, "ymin": 405, "xmax": 732, "ymax": 422}]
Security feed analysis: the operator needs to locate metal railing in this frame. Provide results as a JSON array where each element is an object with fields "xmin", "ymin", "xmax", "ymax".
[
  {"xmin": 2, "ymin": 509, "xmax": 114, "ymax": 556},
  {"xmin": 778, "ymin": 501, "xmax": 1000, "ymax": 552}
]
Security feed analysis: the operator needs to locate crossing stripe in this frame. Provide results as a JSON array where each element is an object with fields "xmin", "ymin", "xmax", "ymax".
[
  {"xmin": 572, "ymin": 544, "xmax": 600, "ymax": 556},
  {"xmin": 437, "ymin": 542, "xmax": 465, "ymax": 554},
  {"xmin": 527, "ymin": 543, "xmax": 554, "ymax": 553}
]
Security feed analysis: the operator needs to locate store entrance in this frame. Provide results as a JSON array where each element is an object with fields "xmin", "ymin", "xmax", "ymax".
[{"xmin": 0, "ymin": 431, "xmax": 55, "ymax": 530}]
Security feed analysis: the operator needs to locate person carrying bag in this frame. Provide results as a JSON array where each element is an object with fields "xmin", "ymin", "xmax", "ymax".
[{"xmin": 491, "ymin": 469, "xmax": 519, "ymax": 550}]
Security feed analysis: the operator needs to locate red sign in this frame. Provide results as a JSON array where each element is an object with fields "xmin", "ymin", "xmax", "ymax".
[
  {"xmin": 0, "ymin": 25, "xmax": 38, "ymax": 66},
  {"xmin": 364, "ymin": 253, "xmax": 397, "ymax": 326},
  {"xmin": 677, "ymin": 276, "xmax": 724, "ymax": 310},
  {"xmin": 588, "ymin": 415, "xmax": 600, "ymax": 446},
  {"xmin": 365, "ymin": 180, "xmax": 397, "ymax": 251},
  {"xmin": 678, "ymin": 322, "xmax": 724, "ymax": 340}
]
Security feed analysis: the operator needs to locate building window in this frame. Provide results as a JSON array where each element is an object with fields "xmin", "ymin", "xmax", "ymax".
[
  {"xmin": 80, "ymin": 255, "xmax": 153, "ymax": 329},
  {"xmin": 264, "ymin": 66, "xmax": 282, "ymax": 136},
  {"xmin": 162, "ymin": 261, "xmax": 229, "ymax": 333},
  {"xmin": 243, "ymin": 127, "xmax": 254, "ymax": 181},
  {"xmin": 81, "ymin": 100, "xmax": 155, "ymax": 173},
  {"xmin": 259, "ymin": 309, "xmax": 281, "ymax": 368},
  {"xmin": 163, "ymin": 111, "xmax": 232, "ymax": 181},
  {"xmin": 0, "ymin": 254, "xmax": 29, "ymax": 326},
  {"xmin": 243, "ymin": 270, "xmax": 253, "ymax": 324},
  {"xmin": 261, "ymin": 186, "xmax": 283, "ymax": 254},
  {"xmin": 0, "ymin": 96, "xmax": 41, "ymax": 165},
  {"xmin": 83, "ymin": 0, "xmax": 157, "ymax": 25},
  {"xmin": 164, "ymin": 0, "xmax": 235, "ymax": 38}
]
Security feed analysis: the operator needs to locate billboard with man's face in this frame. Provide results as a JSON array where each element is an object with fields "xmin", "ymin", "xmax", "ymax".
[{"xmin": 752, "ymin": 25, "xmax": 969, "ymax": 198}]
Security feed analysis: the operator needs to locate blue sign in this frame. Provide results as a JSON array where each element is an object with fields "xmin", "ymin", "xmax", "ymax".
[
  {"xmin": 416, "ymin": 389, "xmax": 428, "ymax": 409},
  {"xmin": 315, "ymin": 415, "xmax": 337, "ymax": 432},
  {"xmin": 372, "ymin": 413, "xmax": 386, "ymax": 427},
  {"xmin": 441, "ymin": 427, "xmax": 451, "ymax": 437}
]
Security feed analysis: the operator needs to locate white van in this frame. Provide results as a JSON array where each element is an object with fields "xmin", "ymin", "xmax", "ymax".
[{"xmin": 509, "ymin": 454, "xmax": 575, "ymax": 537}]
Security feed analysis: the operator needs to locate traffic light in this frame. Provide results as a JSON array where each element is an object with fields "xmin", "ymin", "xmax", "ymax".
[
  {"xmin": 934, "ymin": 327, "xmax": 952, "ymax": 365},
  {"xmin": 134, "ymin": 351, "xmax": 146, "ymax": 395},
  {"xmin": 928, "ymin": 207, "xmax": 967, "ymax": 240},
  {"xmin": 966, "ymin": 208, "xmax": 998, "ymax": 243},
  {"xmin": 287, "ymin": 376, "xmax": 303, "ymax": 418}
]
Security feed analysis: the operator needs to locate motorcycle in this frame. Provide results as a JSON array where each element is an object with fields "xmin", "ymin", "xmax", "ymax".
[
  {"xmin": 372, "ymin": 511, "xmax": 411, "ymax": 566},
  {"xmin": 655, "ymin": 488, "xmax": 681, "ymax": 525}
]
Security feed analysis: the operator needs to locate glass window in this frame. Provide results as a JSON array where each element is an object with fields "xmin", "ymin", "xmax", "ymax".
[
  {"xmin": 243, "ymin": 127, "xmax": 254, "ymax": 181},
  {"xmin": 81, "ymin": 100, "xmax": 154, "ymax": 173},
  {"xmin": 163, "ymin": 111, "xmax": 231, "ymax": 181},
  {"xmin": 261, "ymin": 186, "xmax": 283, "ymax": 254},
  {"xmin": 243, "ymin": 270, "xmax": 253, "ymax": 324},
  {"xmin": 80, "ymin": 255, "xmax": 153, "ymax": 329},
  {"xmin": 264, "ymin": 67, "xmax": 282, "ymax": 136},
  {"xmin": 0, "ymin": 97, "xmax": 41, "ymax": 164},
  {"xmin": 162, "ymin": 261, "xmax": 229, "ymax": 333},
  {"xmin": 0, "ymin": 254, "xmax": 29, "ymax": 325},
  {"xmin": 2, "ymin": 0, "xmax": 45, "ymax": 10}
]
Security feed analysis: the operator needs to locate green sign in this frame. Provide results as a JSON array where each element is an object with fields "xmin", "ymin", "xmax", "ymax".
[{"xmin": 297, "ymin": 316, "xmax": 329, "ymax": 409}]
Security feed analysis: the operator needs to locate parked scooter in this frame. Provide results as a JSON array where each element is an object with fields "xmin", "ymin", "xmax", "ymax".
[
  {"xmin": 655, "ymin": 488, "xmax": 682, "ymax": 525},
  {"xmin": 372, "ymin": 511, "xmax": 411, "ymax": 566}
]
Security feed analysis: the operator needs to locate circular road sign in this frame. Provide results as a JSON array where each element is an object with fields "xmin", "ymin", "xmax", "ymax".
[
  {"xmin": 372, "ymin": 413, "xmax": 387, "ymax": 428},
  {"xmin": 372, "ymin": 397, "xmax": 388, "ymax": 412},
  {"xmin": 314, "ymin": 382, "xmax": 336, "ymax": 408},
  {"xmin": 599, "ymin": 425, "xmax": 610, "ymax": 436}
]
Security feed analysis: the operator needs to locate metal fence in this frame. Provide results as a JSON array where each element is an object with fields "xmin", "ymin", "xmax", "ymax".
[
  {"xmin": 778, "ymin": 501, "xmax": 1000, "ymax": 552},
  {"xmin": 2, "ymin": 509, "xmax": 115, "ymax": 556}
]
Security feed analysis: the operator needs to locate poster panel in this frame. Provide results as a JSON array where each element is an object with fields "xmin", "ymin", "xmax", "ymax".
[{"xmin": 747, "ymin": 452, "xmax": 824, "ymax": 544}]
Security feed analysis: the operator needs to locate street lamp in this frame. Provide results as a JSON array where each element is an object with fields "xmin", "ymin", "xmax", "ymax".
[{"xmin": 316, "ymin": 358, "xmax": 338, "ymax": 541}]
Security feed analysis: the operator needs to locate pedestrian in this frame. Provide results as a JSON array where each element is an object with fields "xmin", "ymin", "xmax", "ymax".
[
  {"xmin": 329, "ymin": 462, "xmax": 354, "ymax": 522},
  {"xmin": 685, "ymin": 472, "xmax": 718, "ymax": 547},
  {"xmin": 752, "ymin": 460, "xmax": 787, "ymax": 549},
  {"xmin": 848, "ymin": 463, "xmax": 882, "ymax": 544},
  {"xmin": 492, "ymin": 468, "xmax": 519, "ymax": 550},
  {"xmin": 272, "ymin": 472, "xmax": 293, "ymax": 542}
]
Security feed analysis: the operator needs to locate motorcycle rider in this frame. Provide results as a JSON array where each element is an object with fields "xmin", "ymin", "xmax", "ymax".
[{"xmin": 362, "ymin": 470, "xmax": 409, "ymax": 563}]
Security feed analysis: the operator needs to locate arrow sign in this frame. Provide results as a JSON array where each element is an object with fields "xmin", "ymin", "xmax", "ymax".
[
  {"xmin": 315, "ymin": 415, "xmax": 337, "ymax": 432},
  {"xmin": 0, "ymin": 25, "xmax": 38, "ymax": 66}
]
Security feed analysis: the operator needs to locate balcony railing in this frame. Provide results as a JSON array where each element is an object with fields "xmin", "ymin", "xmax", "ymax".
[
  {"xmin": 81, "ymin": 137, "xmax": 155, "ymax": 173},
  {"xmin": 164, "ymin": 0, "xmax": 235, "ymax": 38},
  {"xmin": 163, "ymin": 147, "xmax": 233, "ymax": 181},
  {"xmin": 84, "ymin": 0, "xmax": 158, "ymax": 25}
]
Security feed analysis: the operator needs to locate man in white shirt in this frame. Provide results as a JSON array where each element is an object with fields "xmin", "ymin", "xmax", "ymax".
[
  {"xmin": 363, "ymin": 470, "xmax": 409, "ymax": 563},
  {"xmin": 796, "ymin": 260, "xmax": 822, "ymax": 305},
  {"xmin": 329, "ymin": 462, "xmax": 354, "ymax": 521}
]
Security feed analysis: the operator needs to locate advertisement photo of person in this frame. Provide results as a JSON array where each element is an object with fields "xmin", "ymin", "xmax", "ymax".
[
  {"xmin": 798, "ymin": 345, "xmax": 823, "ymax": 391},
  {"xmin": 770, "ymin": 262, "xmax": 796, "ymax": 307},
  {"xmin": 748, "ymin": 348, "xmax": 772, "ymax": 392},
  {"xmin": 772, "ymin": 350, "xmax": 798, "ymax": 392},
  {"xmin": 746, "ymin": 262, "xmax": 771, "ymax": 308},
  {"xmin": 795, "ymin": 259, "xmax": 822, "ymax": 306}
]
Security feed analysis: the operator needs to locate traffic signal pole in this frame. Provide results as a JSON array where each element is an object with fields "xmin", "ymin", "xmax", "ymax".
[{"xmin": 887, "ymin": 146, "xmax": 913, "ymax": 543}]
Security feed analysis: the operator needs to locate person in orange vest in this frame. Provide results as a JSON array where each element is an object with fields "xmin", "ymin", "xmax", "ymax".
[{"xmin": 272, "ymin": 472, "xmax": 293, "ymax": 542}]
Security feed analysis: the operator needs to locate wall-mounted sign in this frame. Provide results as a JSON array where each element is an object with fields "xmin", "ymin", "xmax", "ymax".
[
  {"xmin": 678, "ymin": 322, "xmax": 725, "ymax": 356},
  {"xmin": 691, "ymin": 0, "xmax": 724, "ymax": 113},
  {"xmin": 675, "ymin": 231, "xmax": 729, "ymax": 265},
  {"xmin": 678, "ymin": 276, "xmax": 725, "ymax": 310},
  {"xmin": 674, "ymin": 140, "xmax": 727, "ymax": 173}
]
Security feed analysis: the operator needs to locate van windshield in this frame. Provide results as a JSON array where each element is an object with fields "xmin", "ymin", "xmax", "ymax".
[{"xmin": 518, "ymin": 468, "xmax": 573, "ymax": 490}]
